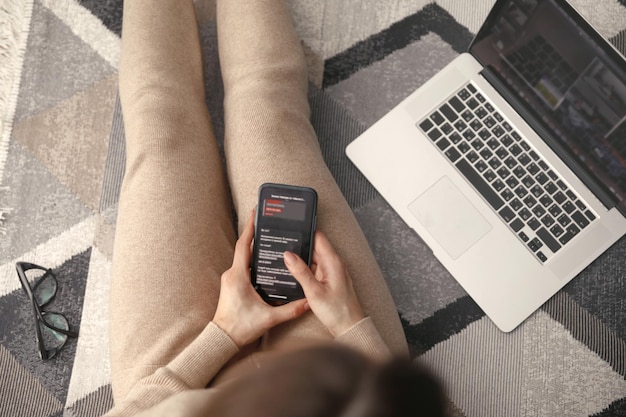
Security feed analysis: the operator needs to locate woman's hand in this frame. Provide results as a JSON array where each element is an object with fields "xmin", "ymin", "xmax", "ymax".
[
  {"xmin": 283, "ymin": 232, "xmax": 365, "ymax": 337},
  {"xmin": 212, "ymin": 210, "xmax": 309, "ymax": 347}
]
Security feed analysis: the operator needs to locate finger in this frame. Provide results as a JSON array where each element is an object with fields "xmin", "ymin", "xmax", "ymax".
[
  {"xmin": 312, "ymin": 231, "xmax": 338, "ymax": 260},
  {"xmin": 268, "ymin": 298, "xmax": 309, "ymax": 325},
  {"xmin": 283, "ymin": 251, "xmax": 320, "ymax": 293},
  {"xmin": 232, "ymin": 209, "xmax": 255, "ymax": 269}
]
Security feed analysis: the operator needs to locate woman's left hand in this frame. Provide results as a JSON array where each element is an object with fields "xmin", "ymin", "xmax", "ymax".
[{"xmin": 212, "ymin": 209, "xmax": 309, "ymax": 347}]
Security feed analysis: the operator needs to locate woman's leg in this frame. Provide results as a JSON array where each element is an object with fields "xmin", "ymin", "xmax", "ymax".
[
  {"xmin": 217, "ymin": 0, "xmax": 408, "ymax": 356},
  {"xmin": 110, "ymin": 0, "xmax": 235, "ymax": 400}
]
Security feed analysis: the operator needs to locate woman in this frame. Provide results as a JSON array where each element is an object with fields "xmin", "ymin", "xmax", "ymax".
[{"xmin": 106, "ymin": 0, "xmax": 444, "ymax": 415}]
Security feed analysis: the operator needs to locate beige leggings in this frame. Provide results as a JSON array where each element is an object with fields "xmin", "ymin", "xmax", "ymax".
[{"xmin": 110, "ymin": 0, "xmax": 408, "ymax": 400}]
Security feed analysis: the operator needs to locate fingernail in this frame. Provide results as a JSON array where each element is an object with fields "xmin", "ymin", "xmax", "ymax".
[{"xmin": 283, "ymin": 251, "xmax": 296, "ymax": 265}]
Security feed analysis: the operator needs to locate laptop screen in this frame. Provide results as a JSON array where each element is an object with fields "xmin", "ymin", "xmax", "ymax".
[{"xmin": 470, "ymin": 0, "xmax": 626, "ymax": 214}]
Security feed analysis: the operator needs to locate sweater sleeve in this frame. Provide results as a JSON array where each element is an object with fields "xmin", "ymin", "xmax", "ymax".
[
  {"xmin": 103, "ymin": 322, "xmax": 239, "ymax": 417},
  {"xmin": 335, "ymin": 317, "xmax": 392, "ymax": 361}
]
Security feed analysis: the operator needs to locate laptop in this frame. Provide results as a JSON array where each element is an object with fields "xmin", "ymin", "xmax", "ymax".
[{"xmin": 346, "ymin": 0, "xmax": 626, "ymax": 332}]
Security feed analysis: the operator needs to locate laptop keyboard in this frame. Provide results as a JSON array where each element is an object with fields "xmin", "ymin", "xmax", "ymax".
[{"xmin": 417, "ymin": 82, "xmax": 596, "ymax": 263}]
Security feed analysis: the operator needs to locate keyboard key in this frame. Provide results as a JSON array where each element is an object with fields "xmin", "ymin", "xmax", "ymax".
[
  {"xmin": 585, "ymin": 210, "xmax": 596, "ymax": 221},
  {"xmin": 541, "ymin": 214, "xmax": 555, "ymax": 228},
  {"xmin": 523, "ymin": 195, "xmax": 537, "ymax": 208},
  {"xmin": 441, "ymin": 123, "xmax": 453, "ymax": 134},
  {"xmin": 504, "ymin": 156, "xmax": 517, "ymax": 169},
  {"xmin": 513, "ymin": 166, "xmax": 526, "ymax": 178},
  {"xmin": 450, "ymin": 132, "xmax": 462, "ymax": 144},
  {"xmin": 475, "ymin": 160, "xmax": 488, "ymax": 173},
  {"xmin": 471, "ymin": 139, "xmax": 484, "ymax": 150},
  {"xmin": 528, "ymin": 218, "xmax": 541, "ymax": 230},
  {"xmin": 539, "ymin": 195, "xmax": 553, "ymax": 207},
  {"xmin": 510, "ymin": 198, "xmax": 523, "ymax": 211},
  {"xmin": 553, "ymin": 191, "xmax": 566, "ymax": 204},
  {"xmin": 519, "ymin": 231, "xmax": 529, "ymax": 242},
  {"xmin": 510, "ymin": 144, "xmax": 523, "ymax": 156},
  {"xmin": 470, "ymin": 120, "xmax": 483, "ymax": 131},
  {"xmin": 467, "ymin": 84, "xmax": 477, "ymax": 94},
  {"xmin": 493, "ymin": 179, "xmax": 505, "ymax": 192},
  {"xmin": 445, "ymin": 147, "xmax": 461, "ymax": 162},
  {"xmin": 458, "ymin": 88, "xmax": 471, "ymax": 100},
  {"xmin": 527, "ymin": 163, "xmax": 540, "ymax": 176},
  {"xmin": 476, "ymin": 107, "xmax": 488, "ymax": 119},
  {"xmin": 467, "ymin": 151, "xmax": 479, "ymax": 163},
  {"xmin": 510, "ymin": 218, "xmax": 524, "ymax": 232},
  {"xmin": 499, "ymin": 206, "xmax": 516, "ymax": 222},
  {"xmin": 456, "ymin": 158, "xmax": 504, "ymax": 211},
  {"xmin": 428, "ymin": 128, "xmax": 442, "ymax": 141},
  {"xmin": 545, "ymin": 182, "xmax": 558, "ymax": 194},
  {"xmin": 440, "ymin": 103, "xmax": 458, "ymax": 122},
  {"xmin": 522, "ymin": 175, "xmax": 535, "ymax": 188},
  {"xmin": 479, "ymin": 129, "xmax": 491, "ymax": 140},
  {"xmin": 537, "ymin": 227, "xmax": 561, "ymax": 253},
  {"xmin": 548, "ymin": 204, "xmax": 562, "ymax": 217},
  {"xmin": 450, "ymin": 96, "xmax": 465, "ymax": 112},
  {"xmin": 557, "ymin": 214, "xmax": 570, "ymax": 227},
  {"xmin": 536, "ymin": 172, "xmax": 549, "ymax": 185},
  {"xmin": 530, "ymin": 185, "xmax": 543, "ymax": 198},
  {"xmin": 463, "ymin": 129, "xmax": 476, "ymax": 140},
  {"xmin": 519, "ymin": 208, "xmax": 532, "ymax": 221},
  {"xmin": 563, "ymin": 201, "xmax": 576, "ymax": 214},
  {"xmin": 479, "ymin": 147, "xmax": 493, "ymax": 159},
  {"xmin": 518, "ymin": 153, "xmax": 531, "ymax": 166},
  {"xmin": 550, "ymin": 224, "xmax": 564, "ymax": 238},
  {"xmin": 431, "ymin": 111, "xmax": 445, "ymax": 125},
  {"xmin": 497, "ymin": 167, "xmax": 511, "ymax": 179},
  {"xmin": 454, "ymin": 121, "xmax": 467, "ymax": 132},
  {"xmin": 436, "ymin": 137, "xmax": 451, "ymax": 151},
  {"xmin": 506, "ymin": 176, "xmax": 519, "ymax": 188},
  {"xmin": 572, "ymin": 211, "xmax": 590, "ymax": 229},
  {"xmin": 467, "ymin": 98, "xmax": 479, "ymax": 109},
  {"xmin": 501, "ymin": 189, "xmax": 514, "ymax": 201},
  {"xmin": 528, "ymin": 238, "xmax": 543, "ymax": 252},
  {"xmin": 532, "ymin": 205, "xmax": 546, "ymax": 218},
  {"xmin": 458, "ymin": 142, "xmax": 471, "ymax": 154},
  {"xmin": 514, "ymin": 186, "xmax": 528, "ymax": 198},
  {"xmin": 419, "ymin": 119, "xmax": 433, "ymax": 132},
  {"xmin": 537, "ymin": 251, "xmax": 548, "ymax": 262}
]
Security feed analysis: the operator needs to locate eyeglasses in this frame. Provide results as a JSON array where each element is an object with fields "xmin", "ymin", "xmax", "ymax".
[{"xmin": 15, "ymin": 262, "xmax": 78, "ymax": 360}]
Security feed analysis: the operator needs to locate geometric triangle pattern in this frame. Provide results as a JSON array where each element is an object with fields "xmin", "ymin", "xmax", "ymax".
[{"xmin": 0, "ymin": 0, "xmax": 624, "ymax": 416}]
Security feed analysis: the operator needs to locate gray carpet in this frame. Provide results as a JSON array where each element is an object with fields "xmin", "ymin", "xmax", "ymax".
[{"xmin": 0, "ymin": 0, "xmax": 625, "ymax": 416}]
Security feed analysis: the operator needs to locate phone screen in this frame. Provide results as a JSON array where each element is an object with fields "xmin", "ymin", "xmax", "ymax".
[{"xmin": 252, "ymin": 184, "xmax": 317, "ymax": 304}]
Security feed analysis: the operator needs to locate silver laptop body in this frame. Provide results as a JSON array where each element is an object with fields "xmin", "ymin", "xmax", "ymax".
[{"xmin": 346, "ymin": 0, "xmax": 626, "ymax": 332}]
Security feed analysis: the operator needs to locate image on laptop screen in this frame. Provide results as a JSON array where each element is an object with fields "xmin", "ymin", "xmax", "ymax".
[{"xmin": 470, "ymin": 0, "xmax": 626, "ymax": 214}]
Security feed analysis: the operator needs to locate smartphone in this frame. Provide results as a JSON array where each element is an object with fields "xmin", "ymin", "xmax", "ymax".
[{"xmin": 251, "ymin": 183, "xmax": 318, "ymax": 305}]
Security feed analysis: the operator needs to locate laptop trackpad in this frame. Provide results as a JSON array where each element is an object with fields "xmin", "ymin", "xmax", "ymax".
[{"xmin": 408, "ymin": 176, "xmax": 492, "ymax": 259}]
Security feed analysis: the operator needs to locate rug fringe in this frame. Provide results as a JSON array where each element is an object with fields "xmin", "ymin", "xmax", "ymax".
[
  {"xmin": 0, "ymin": 0, "xmax": 34, "ymax": 182},
  {"xmin": 0, "ymin": 186, "xmax": 10, "ymax": 235}
]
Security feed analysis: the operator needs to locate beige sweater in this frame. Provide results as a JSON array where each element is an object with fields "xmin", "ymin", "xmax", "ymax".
[{"xmin": 105, "ymin": 318, "xmax": 389, "ymax": 417}]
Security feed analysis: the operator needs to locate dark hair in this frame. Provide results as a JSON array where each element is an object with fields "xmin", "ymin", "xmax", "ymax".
[{"xmin": 209, "ymin": 344, "xmax": 446, "ymax": 417}]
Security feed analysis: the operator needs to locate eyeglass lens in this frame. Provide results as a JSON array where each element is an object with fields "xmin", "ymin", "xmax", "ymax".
[
  {"xmin": 39, "ymin": 313, "xmax": 69, "ymax": 352},
  {"xmin": 26, "ymin": 269, "xmax": 58, "ymax": 307}
]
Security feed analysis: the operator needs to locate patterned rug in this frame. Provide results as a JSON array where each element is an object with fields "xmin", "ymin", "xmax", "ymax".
[{"xmin": 1, "ymin": 0, "xmax": 625, "ymax": 416}]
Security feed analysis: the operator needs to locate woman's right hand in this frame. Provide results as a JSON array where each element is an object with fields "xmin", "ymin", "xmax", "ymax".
[{"xmin": 283, "ymin": 232, "xmax": 365, "ymax": 337}]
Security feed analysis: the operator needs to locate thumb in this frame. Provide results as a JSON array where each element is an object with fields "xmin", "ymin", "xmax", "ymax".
[
  {"xmin": 270, "ymin": 298, "xmax": 309, "ymax": 325},
  {"xmin": 283, "ymin": 251, "xmax": 318, "ymax": 292}
]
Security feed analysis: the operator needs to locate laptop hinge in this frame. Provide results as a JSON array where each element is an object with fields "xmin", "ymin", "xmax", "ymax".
[{"xmin": 480, "ymin": 68, "xmax": 619, "ymax": 212}]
